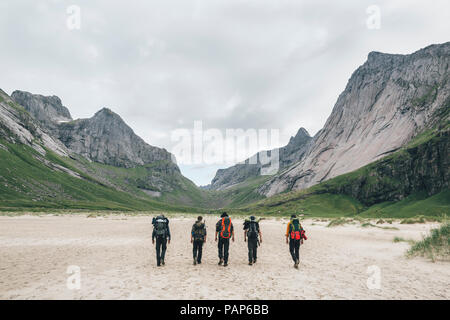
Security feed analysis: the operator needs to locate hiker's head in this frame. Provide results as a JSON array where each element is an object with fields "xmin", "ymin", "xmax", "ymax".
[
  {"xmin": 291, "ymin": 214, "xmax": 296, "ymax": 219},
  {"xmin": 221, "ymin": 212, "xmax": 228, "ymax": 218},
  {"xmin": 197, "ymin": 216, "xmax": 203, "ymax": 222},
  {"xmin": 250, "ymin": 216, "xmax": 256, "ymax": 221}
]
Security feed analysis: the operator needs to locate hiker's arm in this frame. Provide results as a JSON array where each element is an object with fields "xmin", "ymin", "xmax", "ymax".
[
  {"xmin": 244, "ymin": 230, "xmax": 247, "ymax": 242},
  {"xmin": 152, "ymin": 229, "xmax": 155, "ymax": 244},
  {"xmin": 232, "ymin": 230, "xmax": 235, "ymax": 242},
  {"xmin": 215, "ymin": 231, "xmax": 218, "ymax": 241},
  {"xmin": 285, "ymin": 222, "xmax": 290, "ymax": 237},
  {"xmin": 259, "ymin": 231, "xmax": 262, "ymax": 243}
]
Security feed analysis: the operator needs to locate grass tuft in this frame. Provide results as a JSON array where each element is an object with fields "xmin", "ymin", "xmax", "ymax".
[
  {"xmin": 327, "ymin": 218, "xmax": 350, "ymax": 227},
  {"xmin": 407, "ymin": 222, "xmax": 450, "ymax": 262}
]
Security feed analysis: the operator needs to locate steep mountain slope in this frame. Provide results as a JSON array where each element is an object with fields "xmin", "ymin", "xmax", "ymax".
[
  {"xmin": 258, "ymin": 42, "xmax": 450, "ymax": 197},
  {"xmin": 209, "ymin": 127, "xmax": 312, "ymax": 190}
]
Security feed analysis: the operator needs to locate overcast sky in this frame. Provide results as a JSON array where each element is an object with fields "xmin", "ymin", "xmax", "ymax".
[{"xmin": 1, "ymin": 0, "xmax": 449, "ymax": 185}]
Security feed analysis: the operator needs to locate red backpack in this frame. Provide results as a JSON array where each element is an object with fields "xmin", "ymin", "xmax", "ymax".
[
  {"xmin": 290, "ymin": 219, "xmax": 307, "ymax": 240},
  {"xmin": 220, "ymin": 217, "xmax": 232, "ymax": 239}
]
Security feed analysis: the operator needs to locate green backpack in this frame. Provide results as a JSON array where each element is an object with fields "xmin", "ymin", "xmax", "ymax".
[{"xmin": 193, "ymin": 222, "xmax": 206, "ymax": 241}]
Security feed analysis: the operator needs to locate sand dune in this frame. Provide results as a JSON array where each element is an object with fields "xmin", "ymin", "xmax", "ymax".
[{"xmin": 0, "ymin": 215, "xmax": 448, "ymax": 300}]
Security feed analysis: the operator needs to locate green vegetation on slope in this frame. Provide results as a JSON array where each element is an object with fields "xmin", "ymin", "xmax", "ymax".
[
  {"xmin": 359, "ymin": 190, "xmax": 450, "ymax": 218},
  {"xmin": 0, "ymin": 139, "xmax": 203, "ymax": 213}
]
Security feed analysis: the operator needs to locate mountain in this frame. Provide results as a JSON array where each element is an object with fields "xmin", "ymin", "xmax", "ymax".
[
  {"xmin": 0, "ymin": 89, "xmax": 207, "ymax": 210},
  {"xmin": 226, "ymin": 116, "xmax": 449, "ymax": 218},
  {"xmin": 209, "ymin": 127, "xmax": 312, "ymax": 190},
  {"xmin": 1, "ymin": 42, "xmax": 448, "ymax": 215},
  {"xmin": 258, "ymin": 42, "xmax": 450, "ymax": 197},
  {"xmin": 11, "ymin": 91, "xmax": 173, "ymax": 169}
]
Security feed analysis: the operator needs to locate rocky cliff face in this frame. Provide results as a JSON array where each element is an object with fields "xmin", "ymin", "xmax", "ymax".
[
  {"xmin": 258, "ymin": 42, "xmax": 450, "ymax": 197},
  {"xmin": 209, "ymin": 127, "xmax": 312, "ymax": 190},
  {"xmin": 56, "ymin": 108, "xmax": 174, "ymax": 168},
  {"xmin": 318, "ymin": 126, "xmax": 449, "ymax": 206},
  {"xmin": 10, "ymin": 91, "xmax": 175, "ymax": 169},
  {"xmin": 0, "ymin": 89, "xmax": 68, "ymax": 156},
  {"xmin": 11, "ymin": 90, "xmax": 72, "ymax": 126}
]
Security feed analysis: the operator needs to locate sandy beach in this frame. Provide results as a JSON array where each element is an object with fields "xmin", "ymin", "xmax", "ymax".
[{"xmin": 0, "ymin": 215, "xmax": 448, "ymax": 300}]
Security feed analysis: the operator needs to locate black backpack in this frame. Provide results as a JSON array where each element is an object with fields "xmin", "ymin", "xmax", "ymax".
[
  {"xmin": 247, "ymin": 221, "xmax": 258, "ymax": 240},
  {"xmin": 154, "ymin": 216, "xmax": 168, "ymax": 238},
  {"xmin": 193, "ymin": 222, "xmax": 206, "ymax": 241}
]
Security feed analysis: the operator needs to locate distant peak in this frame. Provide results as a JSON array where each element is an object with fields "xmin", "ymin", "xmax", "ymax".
[
  {"xmin": 92, "ymin": 108, "xmax": 128, "ymax": 127},
  {"xmin": 94, "ymin": 107, "xmax": 117, "ymax": 117},
  {"xmin": 294, "ymin": 127, "xmax": 310, "ymax": 138}
]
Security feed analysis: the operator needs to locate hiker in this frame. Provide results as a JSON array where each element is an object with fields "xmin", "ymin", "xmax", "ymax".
[
  {"xmin": 191, "ymin": 216, "xmax": 207, "ymax": 265},
  {"xmin": 215, "ymin": 212, "xmax": 234, "ymax": 267},
  {"xmin": 244, "ymin": 216, "xmax": 262, "ymax": 266},
  {"xmin": 285, "ymin": 214, "xmax": 307, "ymax": 269},
  {"xmin": 152, "ymin": 215, "xmax": 171, "ymax": 267}
]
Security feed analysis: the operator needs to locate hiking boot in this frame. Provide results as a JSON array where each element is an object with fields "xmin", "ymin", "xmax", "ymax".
[
  {"xmin": 161, "ymin": 259, "xmax": 165, "ymax": 266},
  {"xmin": 197, "ymin": 261, "xmax": 202, "ymax": 264},
  {"xmin": 248, "ymin": 261, "xmax": 253, "ymax": 266},
  {"xmin": 253, "ymin": 259, "xmax": 257, "ymax": 264},
  {"xmin": 218, "ymin": 259, "xmax": 223, "ymax": 266},
  {"xmin": 294, "ymin": 262, "xmax": 299, "ymax": 269},
  {"xmin": 193, "ymin": 259, "xmax": 197, "ymax": 266},
  {"xmin": 224, "ymin": 262, "xmax": 228, "ymax": 267}
]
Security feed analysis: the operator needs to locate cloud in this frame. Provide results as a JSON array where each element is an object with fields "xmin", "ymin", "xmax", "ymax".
[{"xmin": 0, "ymin": 0, "xmax": 449, "ymax": 185}]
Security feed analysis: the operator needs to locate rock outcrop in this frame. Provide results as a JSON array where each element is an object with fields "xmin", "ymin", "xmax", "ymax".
[
  {"xmin": 11, "ymin": 90, "xmax": 72, "ymax": 127},
  {"xmin": 0, "ymin": 89, "xmax": 68, "ymax": 156},
  {"xmin": 258, "ymin": 42, "xmax": 450, "ymax": 197}
]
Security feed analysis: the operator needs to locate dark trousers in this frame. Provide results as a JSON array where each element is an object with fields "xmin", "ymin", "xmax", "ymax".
[
  {"xmin": 248, "ymin": 238, "xmax": 258, "ymax": 262},
  {"xmin": 155, "ymin": 236, "xmax": 167, "ymax": 266},
  {"xmin": 193, "ymin": 239, "xmax": 204, "ymax": 263},
  {"xmin": 289, "ymin": 239, "xmax": 301, "ymax": 262},
  {"xmin": 218, "ymin": 237, "xmax": 230, "ymax": 263}
]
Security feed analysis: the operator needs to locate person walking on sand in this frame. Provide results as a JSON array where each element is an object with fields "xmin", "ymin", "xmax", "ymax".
[
  {"xmin": 286, "ymin": 214, "xmax": 307, "ymax": 269},
  {"xmin": 244, "ymin": 216, "xmax": 262, "ymax": 266},
  {"xmin": 191, "ymin": 216, "xmax": 207, "ymax": 265},
  {"xmin": 215, "ymin": 212, "xmax": 234, "ymax": 267},
  {"xmin": 152, "ymin": 215, "xmax": 171, "ymax": 267}
]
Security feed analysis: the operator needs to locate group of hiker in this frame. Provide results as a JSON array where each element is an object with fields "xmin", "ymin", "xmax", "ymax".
[{"xmin": 151, "ymin": 212, "xmax": 307, "ymax": 269}]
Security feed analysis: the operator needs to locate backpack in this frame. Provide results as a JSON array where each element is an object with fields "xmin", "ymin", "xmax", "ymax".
[
  {"xmin": 154, "ymin": 216, "xmax": 168, "ymax": 238},
  {"xmin": 193, "ymin": 222, "xmax": 206, "ymax": 241},
  {"xmin": 247, "ymin": 221, "xmax": 259, "ymax": 240},
  {"xmin": 220, "ymin": 217, "xmax": 232, "ymax": 239},
  {"xmin": 290, "ymin": 218, "xmax": 303, "ymax": 240}
]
